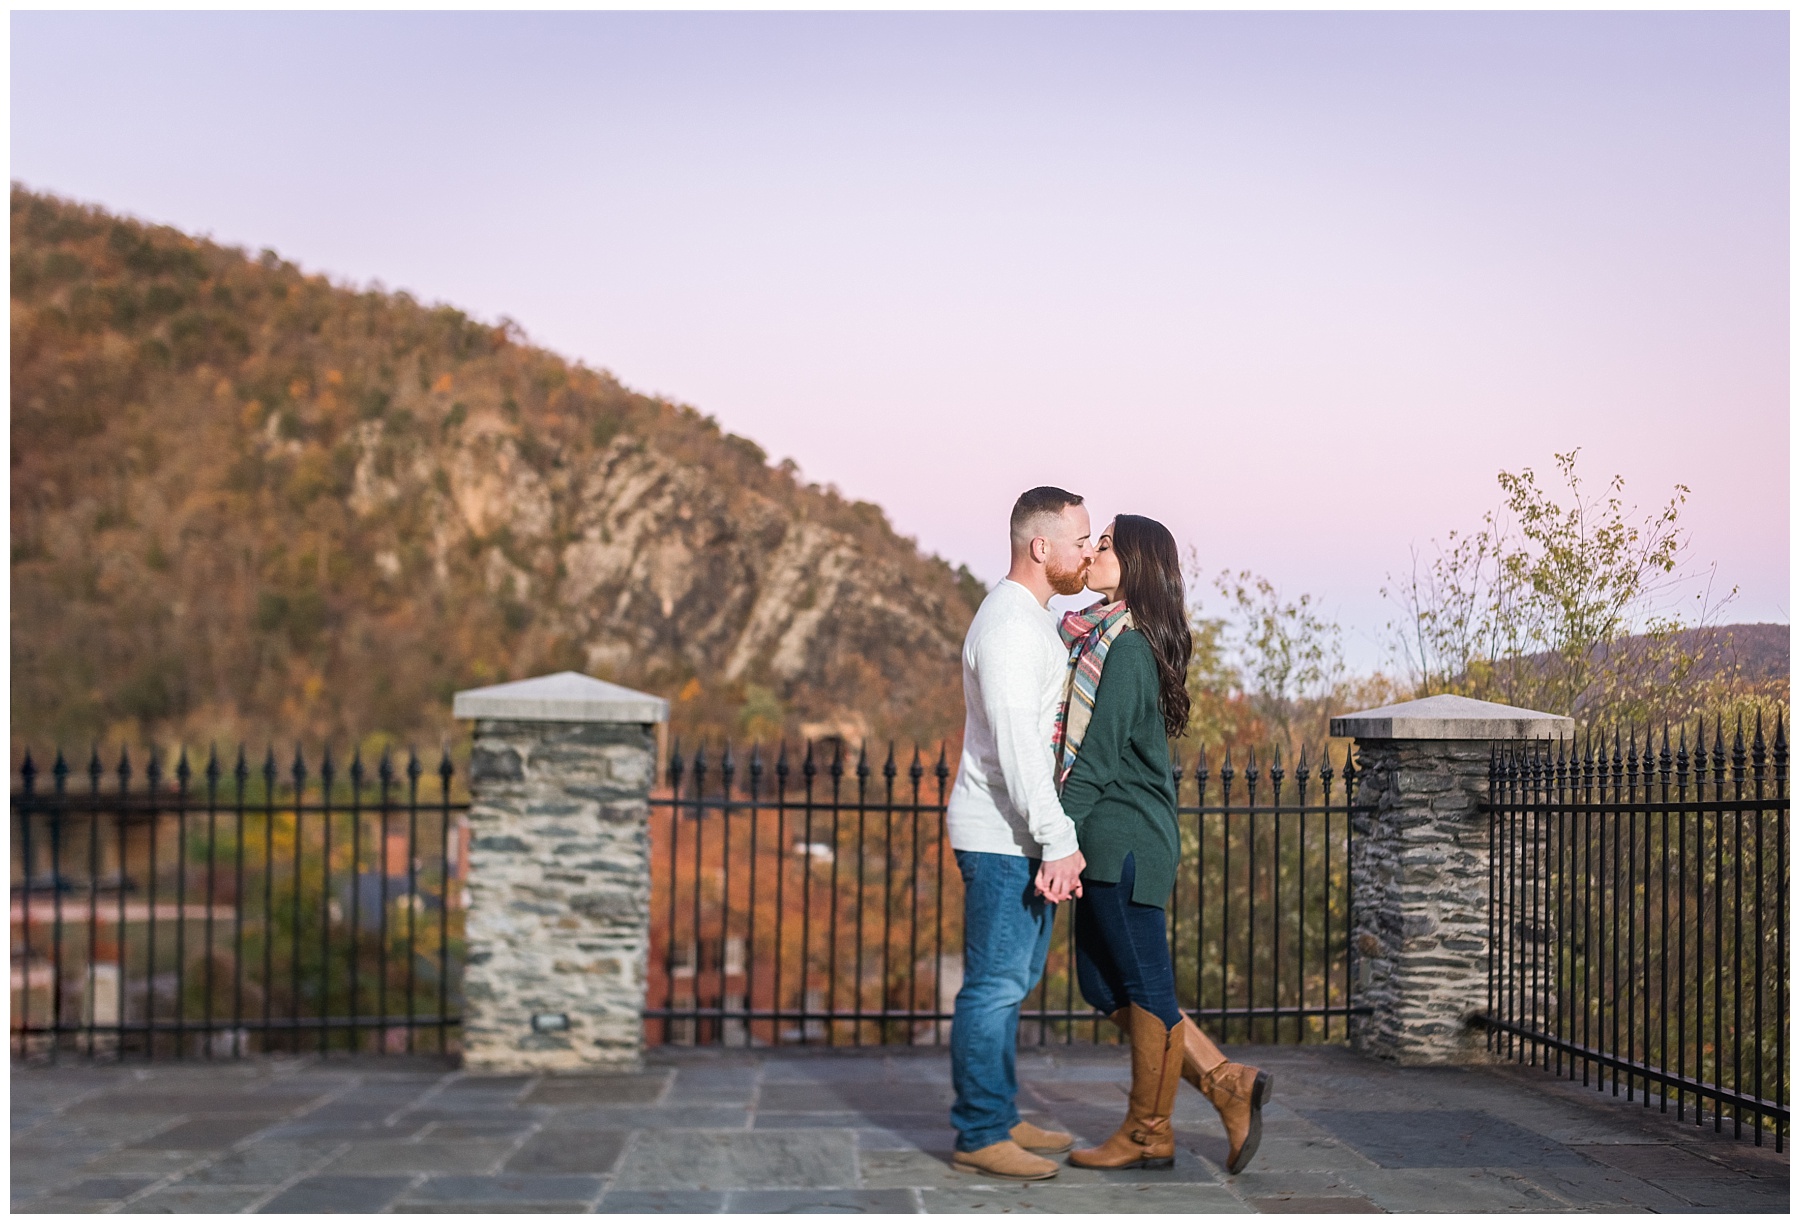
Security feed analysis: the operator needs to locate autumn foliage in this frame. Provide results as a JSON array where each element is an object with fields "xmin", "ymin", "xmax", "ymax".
[{"xmin": 11, "ymin": 187, "xmax": 981, "ymax": 759}]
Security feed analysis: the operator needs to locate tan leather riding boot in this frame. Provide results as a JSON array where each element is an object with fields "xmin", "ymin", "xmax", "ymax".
[
  {"xmin": 1068, "ymin": 1006, "xmax": 1183, "ymax": 1170},
  {"xmin": 1174, "ymin": 1013, "xmax": 1228, "ymax": 1086},
  {"xmin": 1199, "ymin": 1057, "xmax": 1272, "ymax": 1174},
  {"xmin": 1111, "ymin": 1011, "xmax": 1272, "ymax": 1174},
  {"xmin": 1107, "ymin": 1007, "xmax": 1223, "ymax": 1087}
]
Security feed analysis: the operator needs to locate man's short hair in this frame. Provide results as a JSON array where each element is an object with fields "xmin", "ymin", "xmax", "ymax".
[{"xmin": 1010, "ymin": 486, "xmax": 1084, "ymax": 550}]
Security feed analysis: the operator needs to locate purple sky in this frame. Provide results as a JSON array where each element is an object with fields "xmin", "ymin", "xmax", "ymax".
[{"xmin": 12, "ymin": 12, "xmax": 1789, "ymax": 670}]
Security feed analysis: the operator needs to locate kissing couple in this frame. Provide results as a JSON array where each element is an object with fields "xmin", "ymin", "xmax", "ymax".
[{"xmin": 942, "ymin": 486, "xmax": 1271, "ymax": 1181}]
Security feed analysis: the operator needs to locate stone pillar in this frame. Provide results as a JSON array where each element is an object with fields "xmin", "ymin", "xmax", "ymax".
[
  {"xmin": 1330, "ymin": 694, "xmax": 1571, "ymax": 1066},
  {"xmin": 452, "ymin": 671, "xmax": 669, "ymax": 1073}
]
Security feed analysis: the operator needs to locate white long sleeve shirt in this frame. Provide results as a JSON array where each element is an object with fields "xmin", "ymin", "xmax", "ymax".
[{"xmin": 945, "ymin": 579, "xmax": 1081, "ymax": 861}]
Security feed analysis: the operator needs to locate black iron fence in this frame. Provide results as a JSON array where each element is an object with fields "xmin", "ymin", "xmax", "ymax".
[
  {"xmin": 1485, "ymin": 715, "xmax": 1789, "ymax": 1149},
  {"xmin": 648, "ymin": 739, "xmax": 1369, "ymax": 1047},
  {"xmin": 11, "ymin": 745, "xmax": 466, "ymax": 1061}
]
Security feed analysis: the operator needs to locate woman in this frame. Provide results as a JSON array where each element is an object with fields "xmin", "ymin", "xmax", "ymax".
[{"xmin": 1053, "ymin": 514, "xmax": 1271, "ymax": 1174}]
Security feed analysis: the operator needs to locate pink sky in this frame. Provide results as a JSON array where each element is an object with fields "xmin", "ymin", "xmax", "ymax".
[{"xmin": 12, "ymin": 12, "xmax": 1788, "ymax": 670}]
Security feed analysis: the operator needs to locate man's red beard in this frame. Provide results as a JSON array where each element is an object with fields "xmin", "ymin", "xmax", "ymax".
[{"xmin": 1045, "ymin": 557, "xmax": 1089, "ymax": 597}]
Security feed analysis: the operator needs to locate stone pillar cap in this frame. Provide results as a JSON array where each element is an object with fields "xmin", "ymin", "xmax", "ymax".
[
  {"xmin": 1329, "ymin": 693, "xmax": 1574, "ymax": 740},
  {"xmin": 453, "ymin": 671, "xmax": 669, "ymax": 724}
]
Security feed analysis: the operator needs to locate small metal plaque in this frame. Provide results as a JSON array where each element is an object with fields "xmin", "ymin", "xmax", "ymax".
[{"xmin": 531, "ymin": 1012, "xmax": 570, "ymax": 1033}]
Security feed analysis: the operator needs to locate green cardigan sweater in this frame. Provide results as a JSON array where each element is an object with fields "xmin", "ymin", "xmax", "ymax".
[{"xmin": 1059, "ymin": 629, "xmax": 1180, "ymax": 908}]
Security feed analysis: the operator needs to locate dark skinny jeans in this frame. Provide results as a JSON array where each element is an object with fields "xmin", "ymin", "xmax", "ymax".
[{"xmin": 1074, "ymin": 852, "xmax": 1184, "ymax": 1030}]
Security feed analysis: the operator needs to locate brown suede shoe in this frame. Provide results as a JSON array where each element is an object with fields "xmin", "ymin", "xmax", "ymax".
[
  {"xmin": 1199, "ymin": 1060, "xmax": 1273, "ymax": 1174},
  {"xmin": 1010, "ymin": 1119, "xmax": 1073, "ymax": 1154},
  {"xmin": 950, "ymin": 1139, "xmax": 1060, "ymax": 1181}
]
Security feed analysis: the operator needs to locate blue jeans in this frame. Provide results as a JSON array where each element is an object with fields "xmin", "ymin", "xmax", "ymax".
[
  {"xmin": 1074, "ymin": 853, "xmax": 1183, "ymax": 1029},
  {"xmin": 949, "ymin": 850, "xmax": 1055, "ymax": 1152}
]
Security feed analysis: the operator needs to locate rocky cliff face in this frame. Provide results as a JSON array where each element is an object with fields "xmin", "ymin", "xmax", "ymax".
[{"xmin": 11, "ymin": 188, "xmax": 982, "ymax": 752}]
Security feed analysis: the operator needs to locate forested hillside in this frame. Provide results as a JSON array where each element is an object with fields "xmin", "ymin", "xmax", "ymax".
[{"xmin": 11, "ymin": 188, "xmax": 985, "ymax": 754}]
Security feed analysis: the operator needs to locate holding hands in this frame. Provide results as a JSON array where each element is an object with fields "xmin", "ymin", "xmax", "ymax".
[{"xmin": 1035, "ymin": 849, "xmax": 1086, "ymax": 904}]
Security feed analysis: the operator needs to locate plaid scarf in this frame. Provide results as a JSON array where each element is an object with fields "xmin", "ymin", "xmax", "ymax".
[{"xmin": 1052, "ymin": 599, "xmax": 1134, "ymax": 790}]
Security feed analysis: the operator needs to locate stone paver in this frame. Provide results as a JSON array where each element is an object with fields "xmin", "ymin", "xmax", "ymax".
[
  {"xmin": 1248, "ymin": 1192, "xmax": 1384, "ymax": 1212},
  {"xmin": 609, "ymin": 1129, "xmax": 858, "ymax": 1191},
  {"xmin": 504, "ymin": 1130, "xmax": 633, "ymax": 1174},
  {"xmin": 392, "ymin": 1172, "xmax": 606, "ymax": 1212},
  {"xmin": 594, "ymin": 1187, "xmax": 726, "ymax": 1212},
  {"xmin": 328, "ymin": 1137, "xmax": 515, "ymax": 1174},
  {"xmin": 121, "ymin": 1184, "xmax": 270, "ymax": 1213},
  {"xmin": 257, "ymin": 1173, "xmax": 416, "ymax": 1213},
  {"xmin": 917, "ymin": 1182, "xmax": 1252, "ymax": 1213},
  {"xmin": 9, "ymin": 1044, "xmax": 1788, "ymax": 1212}
]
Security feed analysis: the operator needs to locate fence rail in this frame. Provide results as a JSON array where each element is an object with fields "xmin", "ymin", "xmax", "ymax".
[
  {"xmin": 27, "ymin": 705, "xmax": 1784, "ymax": 1165},
  {"xmin": 648, "ymin": 739, "xmax": 1369, "ymax": 1048},
  {"xmin": 11, "ymin": 745, "xmax": 466, "ymax": 1061},
  {"xmin": 1484, "ymin": 714, "xmax": 1789, "ymax": 1150}
]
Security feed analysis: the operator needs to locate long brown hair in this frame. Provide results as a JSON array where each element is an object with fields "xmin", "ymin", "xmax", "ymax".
[{"xmin": 1113, "ymin": 514, "xmax": 1192, "ymax": 739}]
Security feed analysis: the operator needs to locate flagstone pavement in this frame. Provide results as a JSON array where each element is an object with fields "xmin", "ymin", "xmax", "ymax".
[{"xmin": 11, "ymin": 1042, "xmax": 1788, "ymax": 1213}]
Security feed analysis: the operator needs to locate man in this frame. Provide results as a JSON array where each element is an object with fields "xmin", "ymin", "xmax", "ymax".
[{"xmin": 945, "ymin": 486, "xmax": 1094, "ymax": 1181}]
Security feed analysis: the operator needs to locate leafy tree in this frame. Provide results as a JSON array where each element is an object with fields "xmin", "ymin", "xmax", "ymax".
[
  {"xmin": 1213, "ymin": 569, "xmax": 1344, "ymax": 747},
  {"xmin": 1177, "ymin": 556, "xmax": 1401, "ymax": 763},
  {"xmin": 1384, "ymin": 449, "xmax": 1765, "ymax": 725},
  {"xmin": 1176, "ymin": 606, "xmax": 1261, "ymax": 759}
]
